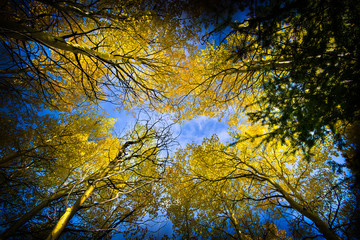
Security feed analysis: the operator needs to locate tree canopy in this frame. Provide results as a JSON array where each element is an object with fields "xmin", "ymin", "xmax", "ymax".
[{"xmin": 1, "ymin": 0, "xmax": 359, "ymax": 239}]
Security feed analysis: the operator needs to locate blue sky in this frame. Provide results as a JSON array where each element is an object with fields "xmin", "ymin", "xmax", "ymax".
[{"xmin": 101, "ymin": 101, "xmax": 231, "ymax": 148}]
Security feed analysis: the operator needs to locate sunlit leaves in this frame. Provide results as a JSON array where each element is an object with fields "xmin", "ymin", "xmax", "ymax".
[
  {"xmin": 163, "ymin": 120, "xmax": 353, "ymax": 239},
  {"xmin": 1, "ymin": 0, "xmax": 359, "ymax": 239}
]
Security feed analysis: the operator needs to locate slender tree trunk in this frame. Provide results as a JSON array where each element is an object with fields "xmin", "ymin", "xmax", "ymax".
[
  {"xmin": 45, "ymin": 139, "xmax": 141, "ymax": 240},
  {"xmin": 0, "ymin": 20, "xmax": 128, "ymax": 64},
  {"xmin": 271, "ymin": 181, "xmax": 341, "ymax": 240},
  {"xmin": 0, "ymin": 190, "xmax": 68, "ymax": 239},
  {"xmin": 0, "ymin": 147, "xmax": 37, "ymax": 167},
  {"xmin": 46, "ymin": 185, "xmax": 95, "ymax": 240},
  {"xmin": 223, "ymin": 198, "xmax": 244, "ymax": 240}
]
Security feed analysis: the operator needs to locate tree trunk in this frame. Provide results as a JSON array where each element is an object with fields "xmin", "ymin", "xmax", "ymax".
[
  {"xmin": 223, "ymin": 198, "xmax": 244, "ymax": 240},
  {"xmin": 45, "ymin": 139, "xmax": 140, "ymax": 240},
  {"xmin": 0, "ymin": 20, "xmax": 129, "ymax": 64},
  {"xmin": 271, "ymin": 181, "xmax": 341, "ymax": 240},
  {"xmin": 46, "ymin": 185, "xmax": 95, "ymax": 240},
  {"xmin": 0, "ymin": 190, "xmax": 69, "ymax": 239}
]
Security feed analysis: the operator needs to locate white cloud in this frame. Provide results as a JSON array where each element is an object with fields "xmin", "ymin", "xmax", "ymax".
[
  {"xmin": 101, "ymin": 101, "xmax": 231, "ymax": 150},
  {"xmin": 176, "ymin": 115, "xmax": 230, "ymax": 148}
]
